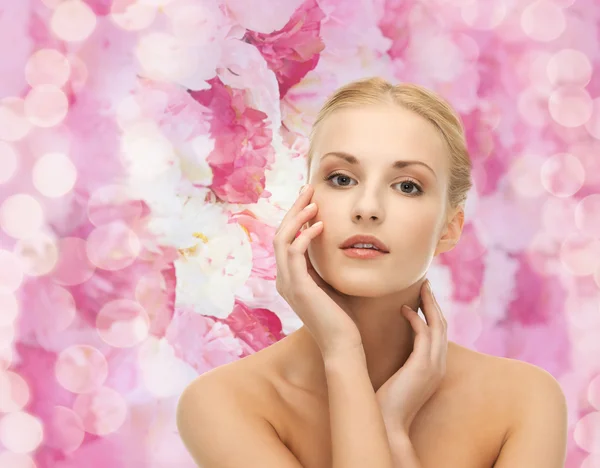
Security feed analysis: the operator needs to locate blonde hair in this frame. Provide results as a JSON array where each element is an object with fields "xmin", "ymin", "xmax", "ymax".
[{"xmin": 306, "ymin": 77, "xmax": 472, "ymax": 211}]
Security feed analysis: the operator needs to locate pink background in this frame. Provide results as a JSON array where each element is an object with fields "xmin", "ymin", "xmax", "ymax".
[{"xmin": 0, "ymin": 0, "xmax": 599, "ymax": 466}]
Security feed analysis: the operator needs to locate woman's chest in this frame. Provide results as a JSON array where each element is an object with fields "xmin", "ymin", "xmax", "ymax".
[{"xmin": 271, "ymin": 387, "xmax": 505, "ymax": 468}]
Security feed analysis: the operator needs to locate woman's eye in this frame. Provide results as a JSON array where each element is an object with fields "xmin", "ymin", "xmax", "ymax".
[
  {"xmin": 397, "ymin": 181, "xmax": 422, "ymax": 195},
  {"xmin": 327, "ymin": 173, "xmax": 355, "ymax": 186},
  {"xmin": 324, "ymin": 173, "xmax": 423, "ymax": 196}
]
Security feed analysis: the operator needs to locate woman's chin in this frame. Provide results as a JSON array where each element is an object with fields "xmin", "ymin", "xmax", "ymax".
[{"xmin": 324, "ymin": 276, "xmax": 390, "ymax": 298}]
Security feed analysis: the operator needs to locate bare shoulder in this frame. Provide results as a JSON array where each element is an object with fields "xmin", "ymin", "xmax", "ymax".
[
  {"xmin": 482, "ymin": 350, "xmax": 568, "ymax": 428},
  {"xmin": 465, "ymin": 348, "xmax": 568, "ymax": 467},
  {"xmin": 448, "ymin": 342, "xmax": 565, "ymax": 410},
  {"xmin": 447, "ymin": 342, "xmax": 567, "ymax": 441},
  {"xmin": 472, "ymin": 346, "xmax": 565, "ymax": 408},
  {"xmin": 177, "ymin": 353, "xmax": 282, "ymax": 421},
  {"xmin": 176, "ymin": 356, "xmax": 302, "ymax": 467}
]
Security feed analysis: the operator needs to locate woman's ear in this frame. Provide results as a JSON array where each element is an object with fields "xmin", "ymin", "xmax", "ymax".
[{"xmin": 434, "ymin": 207, "xmax": 464, "ymax": 257}]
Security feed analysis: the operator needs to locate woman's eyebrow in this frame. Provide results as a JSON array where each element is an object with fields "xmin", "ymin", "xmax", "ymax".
[{"xmin": 320, "ymin": 151, "xmax": 437, "ymax": 180}]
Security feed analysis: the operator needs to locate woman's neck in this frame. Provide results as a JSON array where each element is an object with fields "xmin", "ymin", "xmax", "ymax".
[{"xmin": 286, "ymin": 280, "xmax": 425, "ymax": 395}]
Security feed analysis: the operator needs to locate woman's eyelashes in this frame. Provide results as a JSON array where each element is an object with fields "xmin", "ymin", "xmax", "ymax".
[{"xmin": 323, "ymin": 171, "xmax": 424, "ymax": 197}]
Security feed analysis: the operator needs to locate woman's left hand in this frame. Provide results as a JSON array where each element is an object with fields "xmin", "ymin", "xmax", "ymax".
[{"xmin": 375, "ymin": 279, "xmax": 448, "ymax": 434}]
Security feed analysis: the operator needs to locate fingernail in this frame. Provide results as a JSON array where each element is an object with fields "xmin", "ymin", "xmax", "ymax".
[
  {"xmin": 300, "ymin": 184, "xmax": 309, "ymax": 194},
  {"xmin": 426, "ymin": 279, "xmax": 431, "ymax": 290}
]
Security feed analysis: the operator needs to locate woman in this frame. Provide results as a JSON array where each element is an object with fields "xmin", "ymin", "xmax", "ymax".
[{"xmin": 176, "ymin": 77, "xmax": 568, "ymax": 467}]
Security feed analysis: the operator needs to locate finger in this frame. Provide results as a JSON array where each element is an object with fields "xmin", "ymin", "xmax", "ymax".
[
  {"xmin": 306, "ymin": 252, "xmax": 335, "ymax": 294},
  {"xmin": 288, "ymin": 221, "xmax": 323, "ymax": 286},
  {"xmin": 274, "ymin": 190, "xmax": 316, "ymax": 283},
  {"xmin": 420, "ymin": 280, "xmax": 445, "ymax": 332},
  {"xmin": 427, "ymin": 283, "xmax": 448, "ymax": 342},
  {"xmin": 421, "ymin": 281, "xmax": 448, "ymax": 364},
  {"xmin": 402, "ymin": 306, "xmax": 431, "ymax": 363},
  {"xmin": 430, "ymin": 285, "xmax": 448, "ymax": 331},
  {"xmin": 305, "ymin": 251, "xmax": 322, "ymax": 284},
  {"xmin": 275, "ymin": 200, "xmax": 317, "ymax": 252},
  {"xmin": 305, "ymin": 251, "xmax": 325, "ymax": 279},
  {"xmin": 274, "ymin": 184, "xmax": 313, "ymax": 236},
  {"xmin": 305, "ymin": 250, "xmax": 314, "ymax": 271}
]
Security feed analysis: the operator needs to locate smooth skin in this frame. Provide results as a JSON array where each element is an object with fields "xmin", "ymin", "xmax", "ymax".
[
  {"xmin": 176, "ymin": 187, "xmax": 568, "ymax": 468},
  {"xmin": 176, "ymin": 105, "xmax": 568, "ymax": 467},
  {"xmin": 377, "ymin": 280, "xmax": 447, "ymax": 435},
  {"xmin": 273, "ymin": 184, "xmax": 362, "ymax": 358}
]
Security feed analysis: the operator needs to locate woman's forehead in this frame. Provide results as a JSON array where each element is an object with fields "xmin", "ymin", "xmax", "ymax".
[
  {"xmin": 313, "ymin": 106, "xmax": 450, "ymax": 173},
  {"xmin": 319, "ymin": 105, "xmax": 440, "ymax": 140}
]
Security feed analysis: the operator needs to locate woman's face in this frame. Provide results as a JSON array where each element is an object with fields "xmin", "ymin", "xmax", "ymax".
[{"xmin": 306, "ymin": 103, "xmax": 453, "ymax": 297}]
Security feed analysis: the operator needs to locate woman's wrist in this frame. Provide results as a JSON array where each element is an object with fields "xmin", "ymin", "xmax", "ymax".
[
  {"xmin": 386, "ymin": 431, "xmax": 422, "ymax": 468},
  {"xmin": 386, "ymin": 429, "xmax": 411, "ymax": 448},
  {"xmin": 321, "ymin": 342, "xmax": 366, "ymax": 366},
  {"xmin": 379, "ymin": 407, "xmax": 413, "ymax": 435}
]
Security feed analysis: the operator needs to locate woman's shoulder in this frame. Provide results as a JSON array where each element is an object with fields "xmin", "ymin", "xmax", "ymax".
[
  {"xmin": 177, "ymin": 342, "xmax": 289, "ymax": 430},
  {"xmin": 448, "ymin": 341, "xmax": 561, "ymax": 395},
  {"xmin": 458, "ymin": 343, "xmax": 561, "ymax": 390},
  {"xmin": 446, "ymin": 341, "xmax": 565, "ymax": 428},
  {"xmin": 449, "ymin": 343, "xmax": 568, "ymax": 464},
  {"xmin": 181, "ymin": 348, "xmax": 282, "ymax": 405},
  {"xmin": 175, "ymin": 347, "xmax": 312, "ymax": 467}
]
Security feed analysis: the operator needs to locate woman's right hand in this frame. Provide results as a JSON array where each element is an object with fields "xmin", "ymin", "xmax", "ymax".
[{"xmin": 273, "ymin": 184, "xmax": 363, "ymax": 358}]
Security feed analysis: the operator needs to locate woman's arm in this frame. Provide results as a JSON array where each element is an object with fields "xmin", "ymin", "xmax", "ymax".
[
  {"xmin": 324, "ymin": 346, "xmax": 396, "ymax": 468},
  {"xmin": 380, "ymin": 366, "xmax": 568, "ymax": 468},
  {"xmin": 177, "ymin": 376, "xmax": 305, "ymax": 468},
  {"xmin": 371, "ymin": 281, "xmax": 447, "ymax": 468},
  {"xmin": 274, "ymin": 184, "xmax": 396, "ymax": 467},
  {"xmin": 385, "ymin": 430, "xmax": 422, "ymax": 468}
]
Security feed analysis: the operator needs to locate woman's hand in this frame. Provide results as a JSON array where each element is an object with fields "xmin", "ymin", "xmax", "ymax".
[
  {"xmin": 274, "ymin": 184, "xmax": 362, "ymax": 358},
  {"xmin": 375, "ymin": 279, "xmax": 448, "ymax": 434}
]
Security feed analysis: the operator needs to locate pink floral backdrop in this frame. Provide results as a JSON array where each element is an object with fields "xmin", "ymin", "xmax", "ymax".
[{"xmin": 1, "ymin": 0, "xmax": 599, "ymax": 466}]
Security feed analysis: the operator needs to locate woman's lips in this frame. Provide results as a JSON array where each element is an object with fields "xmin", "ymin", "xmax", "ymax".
[{"xmin": 341, "ymin": 248, "xmax": 388, "ymax": 259}]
